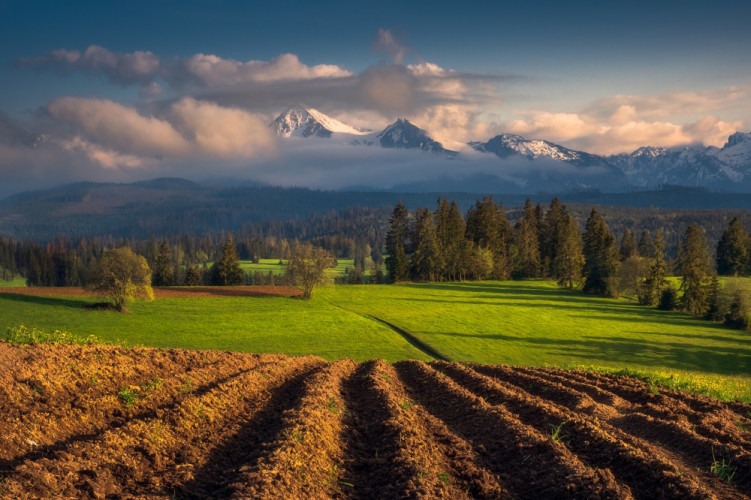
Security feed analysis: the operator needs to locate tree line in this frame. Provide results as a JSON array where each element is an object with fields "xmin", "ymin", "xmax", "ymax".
[{"xmin": 385, "ymin": 197, "xmax": 751, "ymax": 330}]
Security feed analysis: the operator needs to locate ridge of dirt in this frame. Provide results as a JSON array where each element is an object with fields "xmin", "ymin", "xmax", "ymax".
[{"xmin": 1, "ymin": 342, "xmax": 749, "ymax": 499}]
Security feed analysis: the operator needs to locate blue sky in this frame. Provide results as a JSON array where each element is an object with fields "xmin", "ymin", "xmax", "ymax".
[{"xmin": 1, "ymin": 0, "xmax": 750, "ymax": 193}]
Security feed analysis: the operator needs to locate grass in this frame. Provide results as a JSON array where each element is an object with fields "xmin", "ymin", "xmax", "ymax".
[
  {"xmin": 210, "ymin": 258, "xmax": 375, "ymax": 279},
  {"xmin": 1, "ymin": 280, "xmax": 750, "ymax": 401},
  {"xmin": 0, "ymin": 278, "xmax": 26, "ymax": 288},
  {"xmin": 711, "ymin": 448, "xmax": 737, "ymax": 484},
  {"xmin": 550, "ymin": 421, "xmax": 567, "ymax": 444}
]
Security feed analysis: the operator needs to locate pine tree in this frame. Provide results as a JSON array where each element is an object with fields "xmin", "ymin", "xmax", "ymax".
[
  {"xmin": 410, "ymin": 208, "xmax": 439, "ymax": 281},
  {"xmin": 552, "ymin": 213, "xmax": 584, "ymax": 288},
  {"xmin": 639, "ymin": 231, "xmax": 668, "ymax": 305},
  {"xmin": 676, "ymin": 224, "xmax": 713, "ymax": 315},
  {"xmin": 513, "ymin": 198, "xmax": 541, "ymax": 279},
  {"xmin": 211, "ymin": 234, "xmax": 244, "ymax": 286},
  {"xmin": 620, "ymin": 228, "xmax": 638, "ymax": 260},
  {"xmin": 541, "ymin": 197, "xmax": 567, "ymax": 276},
  {"xmin": 716, "ymin": 217, "xmax": 749, "ymax": 276},
  {"xmin": 582, "ymin": 208, "xmax": 620, "ymax": 296},
  {"xmin": 637, "ymin": 230, "xmax": 652, "ymax": 258},
  {"xmin": 152, "ymin": 240, "xmax": 174, "ymax": 286},
  {"xmin": 185, "ymin": 265, "xmax": 202, "ymax": 286},
  {"xmin": 466, "ymin": 196, "xmax": 511, "ymax": 280},
  {"xmin": 435, "ymin": 198, "xmax": 465, "ymax": 281},
  {"xmin": 385, "ymin": 201, "xmax": 410, "ymax": 282}
]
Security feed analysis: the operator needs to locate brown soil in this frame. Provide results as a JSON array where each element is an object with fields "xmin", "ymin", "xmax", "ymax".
[
  {"xmin": 0, "ymin": 285, "xmax": 302, "ymax": 298},
  {"xmin": 1, "ymin": 343, "xmax": 749, "ymax": 499}
]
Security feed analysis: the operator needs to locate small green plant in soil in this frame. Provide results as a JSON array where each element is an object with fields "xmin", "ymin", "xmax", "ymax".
[
  {"xmin": 710, "ymin": 448, "xmax": 737, "ymax": 484},
  {"xmin": 118, "ymin": 387, "xmax": 138, "ymax": 408}
]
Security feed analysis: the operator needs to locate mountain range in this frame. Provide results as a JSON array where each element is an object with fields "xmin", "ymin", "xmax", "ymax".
[{"xmin": 270, "ymin": 104, "xmax": 751, "ymax": 192}]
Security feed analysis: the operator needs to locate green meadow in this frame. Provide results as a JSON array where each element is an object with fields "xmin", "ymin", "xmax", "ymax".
[
  {"xmin": 212, "ymin": 258, "xmax": 372, "ymax": 278},
  {"xmin": 1, "ymin": 280, "xmax": 749, "ymax": 401}
]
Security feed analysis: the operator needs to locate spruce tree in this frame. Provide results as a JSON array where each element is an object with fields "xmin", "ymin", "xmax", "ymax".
[
  {"xmin": 716, "ymin": 217, "xmax": 749, "ymax": 276},
  {"xmin": 639, "ymin": 231, "xmax": 668, "ymax": 305},
  {"xmin": 637, "ymin": 230, "xmax": 652, "ymax": 258},
  {"xmin": 541, "ymin": 197, "xmax": 567, "ymax": 276},
  {"xmin": 211, "ymin": 234, "xmax": 244, "ymax": 286},
  {"xmin": 410, "ymin": 208, "xmax": 439, "ymax": 281},
  {"xmin": 552, "ymin": 213, "xmax": 584, "ymax": 288},
  {"xmin": 620, "ymin": 228, "xmax": 638, "ymax": 260},
  {"xmin": 385, "ymin": 201, "xmax": 410, "ymax": 282},
  {"xmin": 676, "ymin": 224, "xmax": 713, "ymax": 315},
  {"xmin": 582, "ymin": 208, "xmax": 620, "ymax": 296},
  {"xmin": 152, "ymin": 240, "xmax": 174, "ymax": 286},
  {"xmin": 185, "ymin": 265, "xmax": 202, "ymax": 286},
  {"xmin": 466, "ymin": 196, "xmax": 511, "ymax": 280},
  {"xmin": 513, "ymin": 198, "xmax": 541, "ymax": 279},
  {"xmin": 436, "ymin": 198, "xmax": 465, "ymax": 281}
]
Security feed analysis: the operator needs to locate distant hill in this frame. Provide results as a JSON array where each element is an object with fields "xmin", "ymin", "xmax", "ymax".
[{"xmin": 2, "ymin": 178, "xmax": 751, "ymax": 241}]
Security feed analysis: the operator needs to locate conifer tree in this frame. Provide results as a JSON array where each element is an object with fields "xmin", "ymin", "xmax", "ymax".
[
  {"xmin": 620, "ymin": 228, "xmax": 638, "ymax": 260},
  {"xmin": 676, "ymin": 224, "xmax": 713, "ymax": 315},
  {"xmin": 716, "ymin": 217, "xmax": 749, "ymax": 276},
  {"xmin": 639, "ymin": 230, "xmax": 668, "ymax": 305},
  {"xmin": 436, "ymin": 198, "xmax": 465, "ymax": 281},
  {"xmin": 410, "ymin": 208, "xmax": 439, "ymax": 281},
  {"xmin": 152, "ymin": 240, "xmax": 174, "ymax": 286},
  {"xmin": 466, "ymin": 196, "xmax": 511, "ymax": 280},
  {"xmin": 185, "ymin": 265, "xmax": 202, "ymax": 286},
  {"xmin": 582, "ymin": 208, "xmax": 620, "ymax": 296},
  {"xmin": 211, "ymin": 233, "xmax": 244, "ymax": 286},
  {"xmin": 541, "ymin": 197, "xmax": 567, "ymax": 276},
  {"xmin": 513, "ymin": 198, "xmax": 541, "ymax": 279},
  {"xmin": 385, "ymin": 201, "xmax": 410, "ymax": 282},
  {"xmin": 552, "ymin": 213, "xmax": 584, "ymax": 288},
  {"xmin": 637, "ymin": 230, "xmax": 652, "ymax": 258}
]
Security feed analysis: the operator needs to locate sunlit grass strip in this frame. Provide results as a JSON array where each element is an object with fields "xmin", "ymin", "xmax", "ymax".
[
  {"xmin": 572, "ymin": 363, "xmax": 751, "ymax": 403},
  {"xmin": 3, "ymin": 324, "xmax": 114, "ymax": 346}
]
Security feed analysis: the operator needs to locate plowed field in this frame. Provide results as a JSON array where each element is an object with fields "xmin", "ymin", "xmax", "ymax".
[{"xmin": 2, "ymin": 343, "xmax": 750, "ymax": 499}]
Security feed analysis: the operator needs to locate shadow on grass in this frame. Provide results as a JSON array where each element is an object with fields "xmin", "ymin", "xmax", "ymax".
[
  {"xmin": 427, "ymin": 330, "xmax": 751, "ymax": 375},
  {"xmin": 0, "ymin": 293, "xmax": 90, "ymax": 310}
]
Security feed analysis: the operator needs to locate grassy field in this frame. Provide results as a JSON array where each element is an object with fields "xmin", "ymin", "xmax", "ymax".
[
  {"xmin": 1, "ymin": 280, "xmax": 749, "ymax": 401},
  {"xmin": 0, "ymin": 278, "xmax": 25, "ymax": 287},
  {"xmin": 214, "ymin": 258, "xmax": 373, "ymax": 278}
]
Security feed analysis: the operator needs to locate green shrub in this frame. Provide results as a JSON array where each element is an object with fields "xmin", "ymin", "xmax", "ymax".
[{"xmin": 658, "ymin": 285, "xmax": 678, "ymax": 311}]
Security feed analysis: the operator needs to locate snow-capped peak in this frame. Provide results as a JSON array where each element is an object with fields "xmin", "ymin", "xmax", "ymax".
[{"xmin": 270, "ymin": 104, "xmax": 368, "ymax": 138}]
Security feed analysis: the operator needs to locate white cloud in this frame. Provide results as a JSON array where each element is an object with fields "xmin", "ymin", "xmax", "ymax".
[
  {"xmin": 61, "ymin": 136, "xmax": 145, "ymax": 169},
  {"xmin": 171, "ymin": 53, "xmax": 352, "ymax": 88},
  {"xmin": 47, "ymin": 97, "xmax": 192, "ymax": 156},
  {"xmin": 505, "ymin": 88, "xmax": 748, "ymax": 154},
  {"xmin": 169, "ymin": 98, "xmax": 278, "ymax": 157}
]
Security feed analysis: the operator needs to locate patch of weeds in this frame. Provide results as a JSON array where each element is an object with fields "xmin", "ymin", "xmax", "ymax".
[
  {"xmin": 417, "ymin": 470, "xmax": 428, "ymax": 479},
  {"xmin": 143, "ymin": 377, "xmax": 163, "ymax": 393},
  {"xmin": 326, "ymin": 397, "xmax": 341, "ymax": 415},
  {"xmin": 148, "ymin": 422, "xmax": 165, "ymax": 445},
  {"xmin": 710, "ymin": 448, "xmax": 737, "ymax": 484},
  {"xmin": 648, "ymin": 383, "xmax": 660, "ymax": 394},
  {"xmin": 118, "ymin": 387, "xmax": 139, "ymax": 408},
  {"xmin": 3, "ymin": 325, "xmax": 106, "ymax": 346},
  {"xmin": 735, "ymin": 418, "xmax": 749, "ymax": 433},
  {"xmin": 283, "ymin": 428, "xmax": 304, "ymax": 443},
  {"xmin": 550, "ymin": 421, "xmax": 568, "ymax": 444},
  {"xmin": 191, "ymin": 402, "xmax": 209, "ymax": 420},
  {"xmin": 398, "ymin": 399, "xmax": 415, "ymax": 411},
  {"xmin": 179, "ymin": 378, "xmax": 193, "ymax": 395},
  {"xmin": 89, "ymin": 375, "xmax": 100, "ymax": 386},
  {"xmin": 380, "ymin": 372, "xmax": 391, "ymax": 381},
  {"xmin": 437, "ymin": 472, "xmax": 451, "ymax": 484}
]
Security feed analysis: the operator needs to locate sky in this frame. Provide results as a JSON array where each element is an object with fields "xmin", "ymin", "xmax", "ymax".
[{"xmin": 1, "ymin": 0, "xmax": 750, "ymax": 195}]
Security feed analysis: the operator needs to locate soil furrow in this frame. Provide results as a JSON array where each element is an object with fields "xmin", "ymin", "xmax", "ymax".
[
  {"xmin": 436, "ymin": 362, "xmax": 730, "ymax": 499},
  {"xmin": 1, "ymin": 346, "xmax": 253, "ymax": 463},
  {"xmin": 340, "ymin": 360, "xmax": 507, "ymax": 499},
  {"xmin": 534, "ymin": 367, "xmax": 751, "ymax": 451},
  {"xmin": 226, "ymin": 358, "xmax": 358, "ymax": 499},
  {"xmin": 394, "ymin": 360, "xmax": 630, "ymax": 499},
  {"xmin": 3, "ymin": 355, "xmax": 322, "ymax": 499}
]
